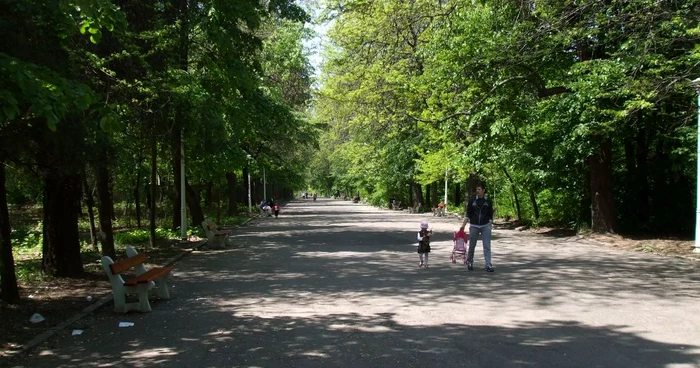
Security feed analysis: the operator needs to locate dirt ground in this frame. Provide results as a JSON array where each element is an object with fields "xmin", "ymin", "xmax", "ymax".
[
  {"xmin": 1, "ymin": 229, "xmax": 698, "ymax": 358},
  {"xmin": 0, "ymin": 240, "xmax": 194, "ymax": 357}
]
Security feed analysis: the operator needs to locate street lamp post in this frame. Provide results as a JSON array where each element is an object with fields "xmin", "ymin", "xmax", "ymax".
[
  {"xmin": 444, "ymin": 167, "xmax": 448, "ymax": 206},
  {"xmin": 693, "ymin": 77, "xmax": 700, "ymax": 253},
  {"xmin": 263, "ymin": 166, "xmax": 266, "ymax": 203},
  {"xmin": 247, "ymin": 155, "xmax": 252, "ymax": 216},
  {"xmin": 180, "ymin": 128, "xmax": 187, "ymax": 240}
]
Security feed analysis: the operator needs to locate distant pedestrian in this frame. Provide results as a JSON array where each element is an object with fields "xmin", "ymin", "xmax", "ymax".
[
  {"xmin": 460, "ymin": 183, "xmax": 494, "ymax": 272},
  {"xmin": 417, "ymin": 220, "xmax": 433, "ymax": 268}
]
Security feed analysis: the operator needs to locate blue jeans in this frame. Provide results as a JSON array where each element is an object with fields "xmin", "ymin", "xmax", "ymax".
[{"xmin": 468, "ymin": 224, "xmax": 492, "ymax": 268}]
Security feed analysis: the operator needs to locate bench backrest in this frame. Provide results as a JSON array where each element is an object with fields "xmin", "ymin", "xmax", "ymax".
[{"xmin": 109, "ymin": 252, "xmax": 147, "ymax": 275}]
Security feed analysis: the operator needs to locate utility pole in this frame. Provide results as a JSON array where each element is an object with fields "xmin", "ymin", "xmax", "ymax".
[
  {"xmin": 180, "ymin": 129, "xmax": 187, "ymax": 240},
  {"xmin": 247, "ymin": 155, "xmax": 252, "ymax": 215},
  {"xmin": 693, "ymin": 78, "xmax": 700, "ymax": 253},
  {"xmin": 444, "ymin": 167, "xmax": 448, "ymax": 205}
]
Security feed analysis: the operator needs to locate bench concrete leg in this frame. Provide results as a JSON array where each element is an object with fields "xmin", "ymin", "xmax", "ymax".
[
  {"xmin": 113, "ymin": 291, "xmax": 128, "ymax": 313},
  {"xmin": 152, "ymin": 278, "xmax": 171, "ymax": 299},
  {"xmin": 136, "ymin": 288, "xmax": 153, "ymax": 312},
  {"xmin": 211, "ymin": 235, "xmax": 227, "ymax": 249}
]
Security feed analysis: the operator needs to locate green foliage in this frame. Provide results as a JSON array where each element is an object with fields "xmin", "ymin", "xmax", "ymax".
[{"xmin": 312, "ymin": 0, "xmax": 700, "ymax": 234}]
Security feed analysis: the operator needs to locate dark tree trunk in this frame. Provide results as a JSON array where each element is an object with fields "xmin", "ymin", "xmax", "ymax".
[
  {"xmin": 589, "ymin": 139, "xmax": 617, "ymax": 233},
  {"xmin": 109, "ymin": 179, "xmax": 116, "ymax": 221},
  {"xmin": 0, "ymin": 163, "xmax": 20, "ymax": 304},
  {"xmin": 226, "ymin": 172, "xmax": 237, "ymax": 216},
  {"xmin": 411, "ymin": 181, "xmax": 423, "ymax": 209},
  {"xmin": 149, "ymin": 131, "xmax": 157, "ymax": 248},
  {"xmin": 81, "ymin": 167, "xmax": 99, "ymax": 251},
  {"xmin": 205, "ymin": 181, "xmax": 213, "ymax": 207},
  {"xmin": 425, "ymin": 183, "xmax": 431, "ymax": 207},
  {"xmin": 430, "ymin": 181, "xmax": 438, "ymax": 207},
  {"xmin": 529, "ymin": 189, "xmax": 539, "ymax": 219},
  {"xmin": 635, "ymin": 127, "xmax": 649, "ymax": 223},
  {"xmin": 454, "ymin": 182, "xmax": 461, "ymax": 208},
  {"xmin": 185, "ymin": 180, "xmax": 205, "ymax": 226},
  {"xmin": 42, "ymin": 171, "xmax": 84, "ymax": 277},
  {"xmin": 95, "ymin": 157, "xmax": 116, "ymax": 259},
  {"xmin": 215, "ymin": 187, "xmax": 222, "ymax": 224},
  {"xmin": 502, "ymin": 168, "xmax": 522, "ymax": 220}
]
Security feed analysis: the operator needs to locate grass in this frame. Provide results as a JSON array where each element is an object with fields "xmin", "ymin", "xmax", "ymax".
[{"xmin": 8, "ymin": 202, "xmax": 252, "ymax": 282}]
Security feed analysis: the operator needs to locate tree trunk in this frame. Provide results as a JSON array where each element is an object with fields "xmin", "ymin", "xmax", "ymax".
[
  {"xmin": 205, "ymin": 181, "xmax": 213, "ymax": 206},
  {"xmin": 529, "ymin": 189, "xmax": 539, "ymax": 219},
  {"xmin": 430, "ymin": 181, "xmax": 438, "ymax": 207},
  {"xmin": 185, "ymin": 180, "xmax": 205, "ymax": 226},
  {"xmin": 502, "ymin": 168, "xmax": 522, "ymax": 220},
  {"xmin": 226, "ymin": 172, "xmax": 237, "ymax": 216},
  {"xmin": 81, "ymin": 167, "xmax": 99, "ymax": 251},
  {"xmin": 0, "ymin": 162, "xmax": 20, "ymax": 304},
  {"xmin": 95, "ymin": 158, "xmax": 116, "ymax": 259},
  {"xmin": 149, "ymin": 131, "xmax": 157, "ymax": 248},
  {"xmin": 589, "ymin": 139, "xmax": 617, "ymax": 233},
  {"xmin": 453, "ymin": 182, "xmax": 461, "ymax": 208},
  {"xmin": 411, "ymin": 181, "xmax": 423, "ymax": 209},
  {"xmin": 216, "ymin": 187, "xmax": 222, "ymax": 224},
  {"xmin": 635, "ymin": 127, "xmax": 649, "ymax": 223},
  {"xmin": 42, "ymin": 171, "xmax": 84, "ymax": 277},
  {"xmin": 425, "ymin": 183, "xmax": 431, "ymax": 207}
]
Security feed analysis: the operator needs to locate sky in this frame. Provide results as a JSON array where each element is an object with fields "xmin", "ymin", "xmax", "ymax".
[{"xmin": 301, "ymin": 1, "xmax": 333, "ymax": 81}]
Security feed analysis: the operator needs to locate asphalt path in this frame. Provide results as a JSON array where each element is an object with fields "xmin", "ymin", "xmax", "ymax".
[{"xmin": 6, "ymin": 199, "xmax": 700, "ymax": 368}]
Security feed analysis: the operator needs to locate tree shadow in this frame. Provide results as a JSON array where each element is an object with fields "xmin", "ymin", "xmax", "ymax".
[
  {"xmin": 10, "ymin": 311, "xmax": 699, "ymax": 367},
  {"xmin": 8, "ymin": 199, "xmax": 700, "ymax": 367}
]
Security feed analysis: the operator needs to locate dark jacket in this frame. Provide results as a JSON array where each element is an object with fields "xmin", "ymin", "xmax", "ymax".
[{"xmin": 466, "ymin": 195, "xmax": 493, "ymax": 226}]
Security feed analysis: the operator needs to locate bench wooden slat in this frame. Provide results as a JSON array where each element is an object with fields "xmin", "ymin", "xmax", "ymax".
[
  {"xmin": 109, "ymin": 253, "xmax": 147, "ymax": 275},
  {"xmin": 215, "ymin": 230, "xmax": 228, "ymax": 236},
  {"xmin": 123, "ymin": 266, "xmax": 173, "ymax": 286}
]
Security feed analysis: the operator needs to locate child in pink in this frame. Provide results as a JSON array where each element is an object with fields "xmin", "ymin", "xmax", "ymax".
[{"xmin": 417, "ymin": 220, "xmax": 433, "ymax": 268}]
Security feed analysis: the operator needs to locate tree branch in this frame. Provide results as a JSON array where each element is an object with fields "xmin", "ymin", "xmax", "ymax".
[{"xmin": 405, "ymin": 75, "xmax": 528, "ymax": 124}]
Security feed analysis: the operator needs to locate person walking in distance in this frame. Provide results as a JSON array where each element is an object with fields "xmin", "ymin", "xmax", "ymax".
[
  {"xmin": 460, "ymin": 183, "xmax": 495, "ymax": 272},
  {"xmin": 417, "ymin": 220, "xmax": 433, "ymax": 268}
]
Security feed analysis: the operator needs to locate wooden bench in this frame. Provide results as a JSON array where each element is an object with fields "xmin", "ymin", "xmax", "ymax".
[
  {"xmin": 101, "ymin": 246, "xmax": 173, "ymax": 313},
  {"xmin": 201, "ymin": 220, "xmax": 230, "ymax": 249}
]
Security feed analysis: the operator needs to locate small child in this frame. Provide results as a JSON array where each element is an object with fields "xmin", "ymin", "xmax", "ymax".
[
  {"xmin": 417, "ymin": 220, "xmax": 433, "ymax": 268},
  {"xmin": 273, "ymin": 204, "xmax": 280, "ymax": 218}
]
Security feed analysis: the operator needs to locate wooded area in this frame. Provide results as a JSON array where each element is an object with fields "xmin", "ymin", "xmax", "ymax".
[
  {"xmin": 309, "ymin": 0, "xmax": 700, "ymax": 237},
  {"xmin": 0, "ymin": 0, "xmax": 317, "ymax": 304},
  {"xmin": 2, "ymin": 0, "xmax": 700, "ymax": 307}
]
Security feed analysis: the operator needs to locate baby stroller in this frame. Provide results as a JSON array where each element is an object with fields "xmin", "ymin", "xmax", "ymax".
[{"xmin": 450, "ymin": 231, "xmax": 467, "ymax": 264}]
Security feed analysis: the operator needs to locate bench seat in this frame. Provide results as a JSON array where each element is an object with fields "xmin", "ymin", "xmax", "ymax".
[
  {"xmin": 124, "ymin": 266, "xmax": 174, "ymax": 286},
  {"xmin": 102, "ymin": 246, "xmax": 173, "ymax": 313}
]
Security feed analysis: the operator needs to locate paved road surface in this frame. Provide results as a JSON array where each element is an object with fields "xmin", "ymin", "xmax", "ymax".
[{"xmin": 6, "ymin": 199, "xmax": 700, "ymax": 368}]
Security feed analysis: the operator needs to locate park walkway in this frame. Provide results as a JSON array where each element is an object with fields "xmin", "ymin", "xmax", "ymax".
[{"xmin": 6, "ymin": 199, "xmax": 700, "ymax": 367}]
